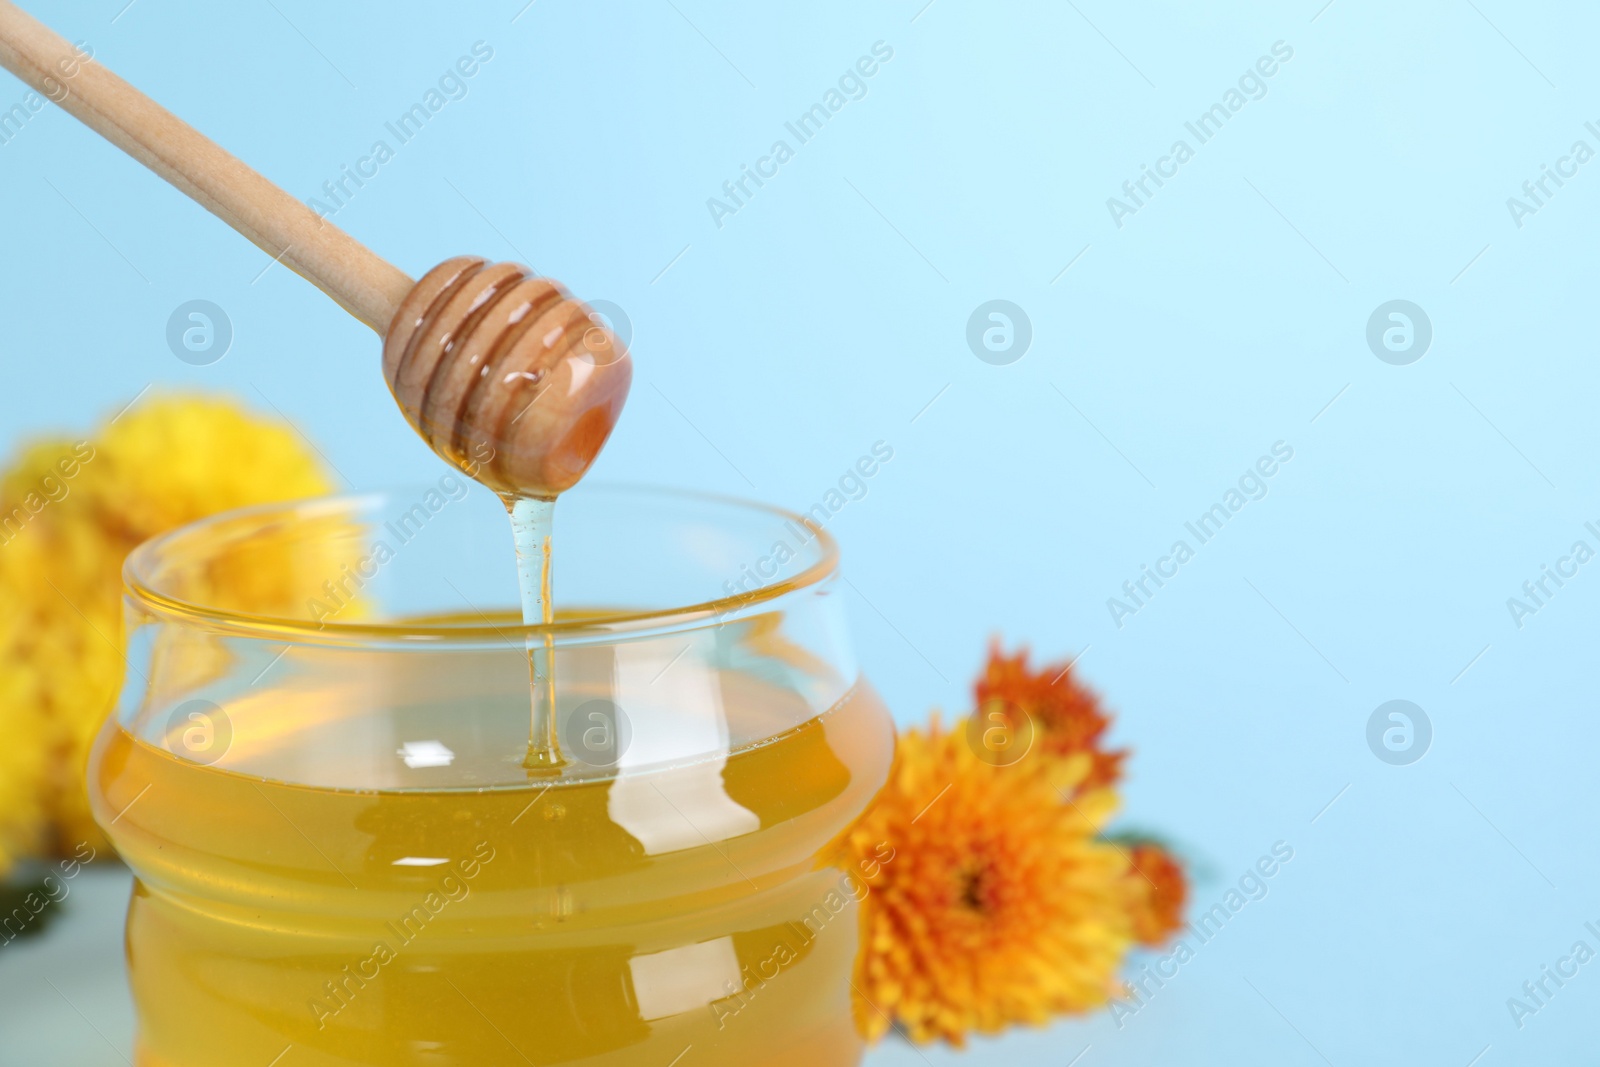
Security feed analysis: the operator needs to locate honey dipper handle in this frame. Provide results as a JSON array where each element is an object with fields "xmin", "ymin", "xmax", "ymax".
[{"xmin": 0, "ymin": 1, "xmax": 413, "ymax": 333}]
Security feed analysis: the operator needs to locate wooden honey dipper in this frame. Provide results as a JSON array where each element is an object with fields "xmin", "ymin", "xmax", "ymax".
[{"xmin": 0, "ymin": 2, "xmax": 631, "ymax": 500}]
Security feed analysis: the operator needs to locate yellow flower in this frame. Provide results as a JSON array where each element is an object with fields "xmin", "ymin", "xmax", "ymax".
[
  {"xmin": 0, "ymin": 441, "xmax": 113, "ymax": 870},
  {"xmin": 88, "ymin": 395, "xmax": 328, "ymax": 540},
  {"xmin": 839, "ymin": 716, "xmax": 1132, "ymax": 1046},
  {"xmin": 0, "ymin": 395, "xmax": 331, "ymax": 869},
  {"xmin": 0, "ymin": 547, "xmax": 53, "ymax": 872}
]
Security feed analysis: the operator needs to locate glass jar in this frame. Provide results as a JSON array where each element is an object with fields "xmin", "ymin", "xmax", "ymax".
[{"xmin": 88, "ymin": 482, "xmax": 895, "ymax": 1067}]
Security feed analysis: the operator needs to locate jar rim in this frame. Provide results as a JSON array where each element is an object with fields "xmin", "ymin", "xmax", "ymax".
[{"xmin": 123, "ymin": 482, "xmax": 840, "ymax": 644}]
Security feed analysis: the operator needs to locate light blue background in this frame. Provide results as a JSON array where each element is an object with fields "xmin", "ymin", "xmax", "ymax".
[{"xmin": 3, "ymin": 0, "xmax": 1599, "ymax": 1063}]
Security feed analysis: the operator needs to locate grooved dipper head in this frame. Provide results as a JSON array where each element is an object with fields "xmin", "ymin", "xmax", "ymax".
[{"xmin": 383, "ymin": 257, "xmax": 632, "ymax": 499}]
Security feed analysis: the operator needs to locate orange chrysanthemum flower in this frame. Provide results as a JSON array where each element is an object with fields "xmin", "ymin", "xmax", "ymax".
[
  {"xmin": 1122, "ymin": 841, "xmax": 1188, "ymax": 946},
  {"xmin": 976, "ymin": 642, "xmax": 1124, "ymax": 793},
  {"xmin": 839, "ymin": 716, "xmax": 1132, "ymax": 1046}
]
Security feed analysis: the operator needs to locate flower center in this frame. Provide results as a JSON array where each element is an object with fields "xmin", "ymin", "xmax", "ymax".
[{"xmin": 958, "ymin": 865, "xmax": 987, "ymax": 912}]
